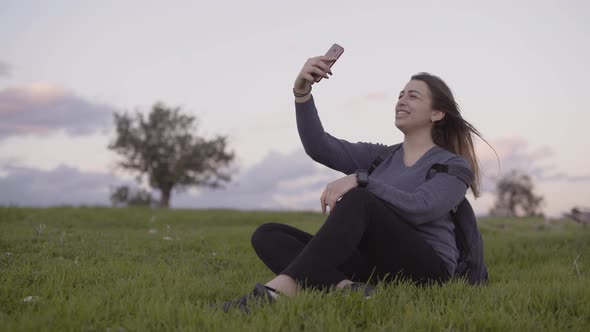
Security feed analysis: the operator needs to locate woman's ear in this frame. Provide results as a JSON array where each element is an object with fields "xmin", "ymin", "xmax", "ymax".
[{"xmin": 431, "ymin": 110, "xmax": 445, "ymax": 122}]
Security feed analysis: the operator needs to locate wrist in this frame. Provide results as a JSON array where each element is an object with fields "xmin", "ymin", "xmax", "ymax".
[
  {"xmin": 293, "ymin": 85, "xmax": 311, "ymax": 97},
  {"xmin": 295, "ymin": 93, "xmax": 312, "ymax": 103},
  {"xmin": 355, "ymin": 169, "xmax": 369, "ymax": 188}
]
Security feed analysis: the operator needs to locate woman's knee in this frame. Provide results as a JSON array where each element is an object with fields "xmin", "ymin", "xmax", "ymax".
[
  {"xmin": 336, "ymin": 187, "xmax": 375, "ymax": 209},
  {"xmin": 343, "ymin": 187, "xmax": 374, "ymax": 200},
  {"xmin": 251, "ymin": 222, "xmax": 298, "ymax": 252},
  {"xmin": 250, "ymin": 222, "xmax": 282, "ymax": 249}
]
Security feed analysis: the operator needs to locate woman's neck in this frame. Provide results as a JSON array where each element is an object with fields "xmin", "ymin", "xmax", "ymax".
[{"xmin": 402, "ymin": 128, "xmax": 436, "ymax": 154}]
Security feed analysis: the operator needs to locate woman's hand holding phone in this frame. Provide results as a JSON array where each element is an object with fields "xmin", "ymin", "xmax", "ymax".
[
  {"xmin": 294, "ymin": 56, "xmax": 334, "ymax": 93},
  {"xmin": 293, "ymin": 44, "xmax": 344, "ymax": 100}
]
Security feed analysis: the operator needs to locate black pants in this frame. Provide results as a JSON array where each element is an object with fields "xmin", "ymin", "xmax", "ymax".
[{"xmin": 250, "ymin": 188, "xmax": 451, "ymax": 290}]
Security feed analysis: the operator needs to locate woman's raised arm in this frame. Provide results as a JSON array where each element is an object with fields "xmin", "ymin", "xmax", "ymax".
[{"xmin": 293, "ymin": 56, "xmax": 386, "ymax": 174}]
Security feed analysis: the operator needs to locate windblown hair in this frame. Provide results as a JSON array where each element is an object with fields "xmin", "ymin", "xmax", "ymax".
[{"xmin": 411, "ymin": 72, "xmax": 497, "ymax": 198}]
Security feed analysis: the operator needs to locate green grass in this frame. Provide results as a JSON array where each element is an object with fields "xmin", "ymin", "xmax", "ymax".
[{"xmin": 0, "ymin": 207, "xmax": 589, "ymax": 331}]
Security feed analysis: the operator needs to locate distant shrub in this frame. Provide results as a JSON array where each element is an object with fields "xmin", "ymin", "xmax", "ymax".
[{"xmin": 110, "ymin": 185, "xmax": 153, "ymax": 207}]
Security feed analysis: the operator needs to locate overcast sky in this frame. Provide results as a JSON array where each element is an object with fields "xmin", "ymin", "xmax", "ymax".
[{"xmin": 1, "ymin": 0, "xmax": 589, "ymax": 217}]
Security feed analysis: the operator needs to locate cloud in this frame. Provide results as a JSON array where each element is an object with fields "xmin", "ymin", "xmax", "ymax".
[
  {"xmin": 0, "ymin": 61, "xmax": 10, "ymax": 77},
  {"xmin": 1, "ymin": 140, "xmax": 585, "ymax": 216},
  {"xmin": 475, "ymin": 137, "xmax": 590, "ymax": 193},
  {"xmin": 0, "ymin": 147, "xmax": 340, "ymax": 210},
  {"xmin": 0, "ymin": 163, "xmax": 131, "ymax": 207},
  {"xmin": 173, "ymin": 147, "xmax": 339, "ymax": 210},
  {"xmin": 362, "ymin": 91, "xmax": 391, "ymax": 102},
  {"xmin": 538, "ymin": 173, "xmax": 590, "ymax": 182},
  {"xmin": 0, "ymin": 83, "xmax": 115, "ymax": 140}
]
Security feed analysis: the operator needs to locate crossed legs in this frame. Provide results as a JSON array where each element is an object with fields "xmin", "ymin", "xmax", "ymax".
[{"xmin": 250, "ymin": 188, "xmax": 450, "ymax": 295}]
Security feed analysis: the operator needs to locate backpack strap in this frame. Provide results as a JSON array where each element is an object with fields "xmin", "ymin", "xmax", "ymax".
[
  {"xmin": 426, "ymin": 163, "xmax": 473, "ymax": 188},
  {"xmin": 368, "ymin": 143, "xmax": 402, "ymax": 175},
  {"xmin": 426, "ymin": 163, "xmax": 474, "ymax": 215}
]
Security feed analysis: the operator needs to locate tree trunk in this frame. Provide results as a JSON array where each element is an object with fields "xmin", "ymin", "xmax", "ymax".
[{"xmin": 160, "ymin": 187, "xmax": 172, "ymax": 208}]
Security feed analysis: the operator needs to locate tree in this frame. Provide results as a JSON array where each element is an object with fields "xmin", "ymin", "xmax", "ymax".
[
  {"xmin": 108, "ymin": 102, "xmax": 235, "ymax": 208},
  {"xmin": 489, "ymin": 169, "xmax": 544, "ymax": 218}
]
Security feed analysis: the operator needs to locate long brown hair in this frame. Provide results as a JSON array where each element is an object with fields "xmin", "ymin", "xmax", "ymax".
[{"xmin": 411, "ymin": 72, "xmax": 497, "ymax": 198}]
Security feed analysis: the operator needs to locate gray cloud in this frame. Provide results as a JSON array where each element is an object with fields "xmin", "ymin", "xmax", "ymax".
[
  {"xmin": 169, "ymin": 138, "xmax": 590, "ymax": 211},
  {"xmin": 0, "ymin": 61, "xmax": 10, "ymax": 77},
  {"xmin": 0, "ymin": 83, "xmax": 115, "ymax": 140},
  {"xmin": 173, "ymin": 147, "xmax": 339, "ymax": 210},
  {"xmin": 476, "ymin": 137, "xmax": 590, "ymax": 193},
  {"xmin": 0, "ymin": 163, "xmax": 131, "ymax": 207},
  {"xmin": 3, "ymin": 138, "xmax": 588, "ymax": 213},
  {"xmin": 530, "ymin": 172, "xmax": 590, "ymax": 183},
  {"xmin": 0, "ymin": 148, "xmax": 340, "ymax": 210}
]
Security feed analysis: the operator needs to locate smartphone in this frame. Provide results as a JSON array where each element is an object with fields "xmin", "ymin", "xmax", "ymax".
[{"xmin": 314, "ymin": 43, "xmax": 344, "ymax": 83}]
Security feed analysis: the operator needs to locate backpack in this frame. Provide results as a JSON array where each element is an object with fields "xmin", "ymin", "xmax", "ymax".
[{"xmin": 368, "ymin": 143, "xmax": 489, "ymax": 285}]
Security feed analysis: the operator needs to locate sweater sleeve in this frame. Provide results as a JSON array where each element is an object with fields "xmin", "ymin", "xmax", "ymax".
[
  {"xmin": 365, "ymin": 155, "xmax": 472, "ymax": 225},
  {"xmin": 295, "ymin": 95, "xmax": 387, "ymax": 175}
]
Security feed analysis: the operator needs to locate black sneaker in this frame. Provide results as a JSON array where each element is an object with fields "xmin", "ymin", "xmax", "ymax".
[
  {"xmin": 342, "ymin": 282, "xmax": 376, "ymax": 299},
  {"xmin": 222, "ymin": 283, "xmax": 278, "ymax": 314}
]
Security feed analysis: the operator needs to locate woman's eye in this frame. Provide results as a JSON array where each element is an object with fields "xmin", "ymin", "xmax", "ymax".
[{"xmin": 410, "ymin": 95, "xmax": 417, "ymax": 99}]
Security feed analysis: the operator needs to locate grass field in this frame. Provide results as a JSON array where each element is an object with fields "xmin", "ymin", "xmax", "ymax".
[{"xmin": 0, "ymin": 207, "xmax": 589, "ymax": 331}]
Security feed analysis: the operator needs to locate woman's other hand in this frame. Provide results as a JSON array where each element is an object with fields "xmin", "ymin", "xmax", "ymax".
[{"xmin": 320, "ymin": 174, "xmax": 357, "ymax": 215}]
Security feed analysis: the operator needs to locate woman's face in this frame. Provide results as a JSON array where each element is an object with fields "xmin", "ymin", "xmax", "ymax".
[{"xmin": 395, "ymin": 80, "xmax": 440, "ymax": 132}]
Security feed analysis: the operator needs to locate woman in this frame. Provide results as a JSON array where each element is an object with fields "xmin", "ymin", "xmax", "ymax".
[{"xmin": 222, "ymin": 54, "xmax": 486, "ymax": 313}]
